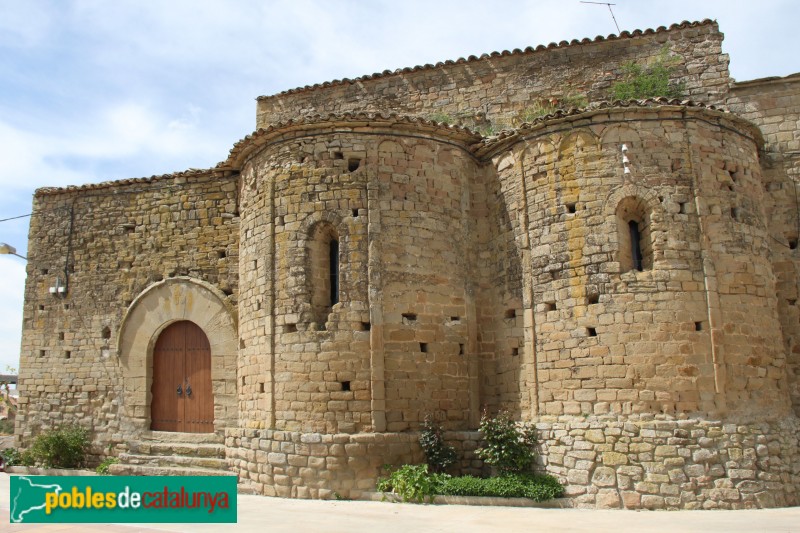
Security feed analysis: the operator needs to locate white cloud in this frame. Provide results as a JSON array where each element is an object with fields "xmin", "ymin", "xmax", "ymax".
[
  {"xmin": 0, "ymin": 121, "xmax": 88, "ymax": 192},
  {"xmin": 0, "ymin": 2, "xmax": 56, "ymax": 49},
  {"xmin": 0, "ymin": 259, "xmax": 25, "ymax": 373},
  {"xmin": 0, "ymin": 101, "xmax": 225, "ymax": 192}
]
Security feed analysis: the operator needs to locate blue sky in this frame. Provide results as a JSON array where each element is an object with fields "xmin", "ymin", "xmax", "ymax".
[{"xmin": 1, "ymin": 0, "xmax": 798, "ymax": 373}]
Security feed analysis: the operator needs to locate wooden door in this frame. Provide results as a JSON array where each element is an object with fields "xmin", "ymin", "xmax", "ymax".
[{"xmin": 151, "ymin": 321, "xmax": 214, "ymax": 433}]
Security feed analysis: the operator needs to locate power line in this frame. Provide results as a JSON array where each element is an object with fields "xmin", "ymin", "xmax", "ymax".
[{"xmin": 0, "ymin": 213, "xmax": 31, "ymax": 223}]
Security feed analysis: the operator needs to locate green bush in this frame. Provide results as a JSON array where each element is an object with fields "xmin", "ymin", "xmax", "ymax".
[
  {"xmin": 23, "ymin": 425, "xmax": 89, "ymax": 469},
  {"xmin": 476, "ymin": 411, "xmax": 537, "ymax": 474},
  {"xmin": 377, "ymin": 464, "xmax": 446, "ymax": 503},
  {"xmin": 611, "ymin": 47, "xmax": 686, "ymax": 101},
  {"xmin": 377, "ymin": 466, "xmax": 563, "ymax": 503},
  {"xmin": 0, "ymin": 418, "xmax": 14, "ymax": 435},
  {"xmin": 419, "ymin": 416, "xmax": 456, "ymax": 473},
  {"xmin": 1, "ymin": 447, "xmax": 21, "ymax": 467},
  {"xmin": 439, "ymin": 473, "xmax": 563, "ymax": 501},
  {"xmin": 378, "ymin": 413, "xmax": 564, "ymax": 504},
  {"xmin": 95, "ymin": 457, "xmax": 118, "ymax": 475}
]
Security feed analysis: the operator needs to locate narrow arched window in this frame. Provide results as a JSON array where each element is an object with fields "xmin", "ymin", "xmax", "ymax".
[
  {"xmin": 309, "ymin": 222, "xmax": 340, "ymax": 326},
  {"xmin": 329, "ymin": 238, "xmax": 339, "ymax": 306},
  {"xmin": 629, "ymin": 221, "xmax": 643, "ymax": 272},
  {"xmin": 616, "ymin": 196, "xmax": 652, "ymax": 272}
]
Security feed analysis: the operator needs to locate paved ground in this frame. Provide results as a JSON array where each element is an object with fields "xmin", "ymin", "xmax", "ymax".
[{"xmin": 1, "ymin": 473, "xmax": 799, "ymax": 532}]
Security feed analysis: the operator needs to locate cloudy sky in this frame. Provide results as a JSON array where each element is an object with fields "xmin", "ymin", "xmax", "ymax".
[{"xmin": 0, "ymin": 0, "xmax": 798, "ymax": 373}]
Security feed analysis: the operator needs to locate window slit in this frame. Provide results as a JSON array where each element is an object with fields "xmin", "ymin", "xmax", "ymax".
[
  {"xmin": 629, "ymin": 220, "xmax": 643, "ymax": 272},
  {"xmin": 329, "ymin": 238, "xmax": 339, "ymax": 306}
]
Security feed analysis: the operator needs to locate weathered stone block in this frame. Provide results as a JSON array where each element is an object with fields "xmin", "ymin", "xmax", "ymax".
[
  {"xmin": 602, "ymin": 451, "xmax": 628, "ymax": 466},
  {"xmin": 592, "ymin": 467, "xmax": 617, "ymax": 487}
]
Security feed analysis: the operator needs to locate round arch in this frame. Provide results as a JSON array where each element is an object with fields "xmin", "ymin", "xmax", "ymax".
[
  {"xmin": 117, "ymin": 277, "xmax": 238, "ymax": 435},
  {"xmin": 603, "ymin": 185, "xmax": 664, "ymax": 273}
]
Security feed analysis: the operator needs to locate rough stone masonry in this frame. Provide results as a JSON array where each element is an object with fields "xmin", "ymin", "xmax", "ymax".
[{"xmin": 15, "ymin": 19, "xmax": 800, "ymax": 509}]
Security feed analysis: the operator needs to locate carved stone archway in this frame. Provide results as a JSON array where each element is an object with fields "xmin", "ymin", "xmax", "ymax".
[{"xmin": 117, "ymin": 277, "xmax": 238, "ymax": 437}]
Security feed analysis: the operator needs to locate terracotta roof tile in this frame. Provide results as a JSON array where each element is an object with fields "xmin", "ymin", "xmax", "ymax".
[
  {"xmin": 221, "ymin": 112, "xmax": 483, "ymax": 168},
  {"xmin": 34, "ymin": 168, "xmax": 233, "ymax": 196},
  {"xmin": 471, "ymin": 98, "xmax": 763, "ymax": 158},
  {"xmin": 37, "ymin": 98, "xmax": 758, "ymax": 196},
  {"xmin": 257, "ymin": 20, "xmax": 717, "ymax": 101}
]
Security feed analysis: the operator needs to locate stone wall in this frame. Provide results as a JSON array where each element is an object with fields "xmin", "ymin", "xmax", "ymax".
[
  {"xmin": 16, "ymin": 170, "xmax": 240, "ymax": 457},
  {"xmin": 239, "ymin": 132, "xmax": 374, "ymax": 435},
  {"xmin": 227, "ymin": 413, "xmax": 800, "ymax": 509},
  {"xmin": 226, "ymin": 428, "xmax": 420, "ymax": 498},
  {"xmin": 727, "ymin": 74, "xmax": 800, "ymax": 417},
  {"xmin": 235, "ymin": 119, "xmax": 483, "ymax": 435},
  {"xmin": 536, "ymin": 414, "xmax": 800, "ymax": 509},
  {"xmin": 256, "ymin": 21, "xmax": 730, "ymax": 131},
  {"xmin": 481, "ymin": 105, "xmax": 787, "ymax": 420},
  {"xmin": 226, "ymin": 427, "xmax": 484, "ymax": 499}
]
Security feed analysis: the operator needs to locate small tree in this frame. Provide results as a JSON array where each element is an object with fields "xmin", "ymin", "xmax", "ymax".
[
  {"xmin": 419, "ymin": 415, "xmax": 456, "ymax": 473},
  {"xmin": 476, "ymin": 410, "xmax": 536, "ymax": 474}
]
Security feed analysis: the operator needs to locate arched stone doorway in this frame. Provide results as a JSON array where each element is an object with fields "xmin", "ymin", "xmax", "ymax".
[
  {"xmin": 117, "ymin": 277, "xmax": 238, "ymax": 437},
  {"xmin": 151, "ymin": 321, "xmax": 214, "ymax": 433}
]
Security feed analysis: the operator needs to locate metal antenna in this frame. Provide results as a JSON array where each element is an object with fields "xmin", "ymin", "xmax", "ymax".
[{"xmin": 580, "ymin": 1, "xmax": 621, "ymax": 34}]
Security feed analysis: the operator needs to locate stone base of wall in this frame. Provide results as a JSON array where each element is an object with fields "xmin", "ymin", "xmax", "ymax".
[
  {"xmin": 536, "ymin": 414, "xmax": 800, "ymax": 509},
  {"xmin": 225, "ymin": 428, "xmax": 484, "ymax": 499},
  {"xmin": 0, "ymin": 435, "xmax": 14, "ymax": 451},
  {"xmin": 226, "ymin": 414, "xmax": 800, "ymax": 508},
  {"xmin": 225, "ymin": 428, "xmax": 418, "ymax": 499}
]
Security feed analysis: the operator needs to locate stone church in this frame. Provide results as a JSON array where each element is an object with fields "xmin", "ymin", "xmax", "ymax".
[{"xmin": 15, "ymin": 19, "xmax": 800, "ymax": 508}]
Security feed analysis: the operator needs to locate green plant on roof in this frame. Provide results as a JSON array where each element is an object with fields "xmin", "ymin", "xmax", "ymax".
[
  {"xmin": 516, "ymin": 92, "xmax": 588, "ymax": 124},
  {"xmin": 611, "ymin": 46, "xmax": 686, "ymax": 101},
  {"xmin": 428, "ymin": 112, "xmax": 454, "ymax": 125}
]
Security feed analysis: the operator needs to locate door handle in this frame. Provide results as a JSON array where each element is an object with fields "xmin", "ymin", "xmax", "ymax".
[
  {"xmin": 186, "ymin": 384, "xmax": 192, "ymax": 397},
  {"xmin": 177, "ymin": 385, "xmax": 183, "ymax": 396}
]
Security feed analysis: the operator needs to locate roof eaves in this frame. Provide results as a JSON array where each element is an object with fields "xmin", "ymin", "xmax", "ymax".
[{"xmin": 256, "ymin": 20, "xmax": 718, "ymax": 101}]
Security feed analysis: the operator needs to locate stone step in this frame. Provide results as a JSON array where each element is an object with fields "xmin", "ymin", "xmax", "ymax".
[
  {"xmin": 129, "ymin": 441, "xmax": 226, "ymax": 458},
  {"xmin": 118, "ymin": 453, "xmax": 229, "ymax": 471},
  {"xmin": 137, "ymin": 431, "xmax": 225, "ymax": 445},
  {"xmin": 109, "ymin": 463, "xmax": 236, "ymax": 478},
  {"xmin": 236, "ymin": 483, "xmax": 260, "ymax": 495}
]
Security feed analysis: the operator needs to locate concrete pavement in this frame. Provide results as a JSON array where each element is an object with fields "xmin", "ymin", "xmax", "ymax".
[{"xmin": 1, "ymin": 473, "xmax": 799, "ymax": 532}]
